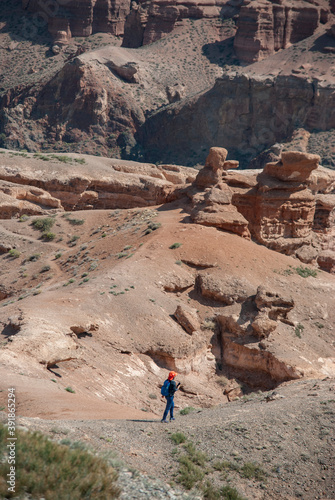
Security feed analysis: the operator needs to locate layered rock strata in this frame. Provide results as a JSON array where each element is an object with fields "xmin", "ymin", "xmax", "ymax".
[
  {"xmin": 0, "ymin": 152, "xmax": 196, "ymax": 214},
  {"xmin": 234, "ymin": 0, "xmax": 332, "ymax": 62},
  {"xmin": 189, "ymin": 148, "xmax": 335, "ymax": 270},
  {"xmin": 22, "ymin": 0, "xmax": 131, "ymax": 42},
  {"xmin": 191, "ymin": 147, "xmax": 250, "ymax": 238},
  {"xmin": 122, "ymin": 0, "xmax": 235, "ymax": 48},
  {"xmin": 141, "ymin": 73, "xmax": 335, "ymax": 168}
]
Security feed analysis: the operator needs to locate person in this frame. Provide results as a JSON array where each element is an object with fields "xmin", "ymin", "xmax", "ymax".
[{"xmin": 161, "ymin": 371, "xmax": 180, "ymax": 423}]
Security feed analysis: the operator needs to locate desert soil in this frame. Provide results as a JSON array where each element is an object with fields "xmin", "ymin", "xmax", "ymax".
[{"xmin": 1, "ymin": 378, "xmax": 334, "ymax": 500}]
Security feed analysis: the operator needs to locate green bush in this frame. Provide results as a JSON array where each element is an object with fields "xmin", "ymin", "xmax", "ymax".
[
  {"xmin": 169, "ymin": 242, "xmax": 182, "ymax": 249},
  {"xmin": 202, "ymin": 481, "xmax": 245, "ymax": 500},
  {"xmin": 40, "ymin": 265, "xmax": 51, "ymax": 273},
  {"xmin": 178, "ymin": 456, "xmax": 205, "ymax": 489},
  {"xmin": 0, "ymin": 423, "xmax": 120, "ymax": 499},
  {"xmin": 295, "ymin": 323, "xmax": 304, "ymax": 338},
  {"xmin": 8, "ymin": 249, "xmax": 20, "ymax": 259},
  {"xmin": 180, "ymin": 406, "xmax": 195, "ymax": 416},
  {"xmin": 42, "ymin": 232, "xmax": 56, "ymax": 241},
  {"xmin": 32, "ymin": 217, "xmax": 55, "ymax": 233},
  {"xmin": 67, "ymin": 218, "xmax": 85, "ymax": 226},
  {"xmin": 240, "ymin": 462, "xmax": 266, "ymax": 481},
  {"xmin": 170, "ymin": 432, "xmax": 187, "ymax": 444},
  {"xmin": 294, "ymin": 266, "xmax": 317, "ymax": 278}
]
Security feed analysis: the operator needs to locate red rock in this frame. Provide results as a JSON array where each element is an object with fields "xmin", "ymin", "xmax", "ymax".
[
  {"xmin": 22, "ymin": 0, "xmax": 131, "ymax": 41},
  {"xmin": 234, "ymin": 0, "xmax": 331, "ymax": 63},
  {"xmin": 174, "ymin": 305, "xmax": 200, "ymax": 334},
  {"xmin": 123, "ymin": 0, "xmax": 232, "ymax": 47}
]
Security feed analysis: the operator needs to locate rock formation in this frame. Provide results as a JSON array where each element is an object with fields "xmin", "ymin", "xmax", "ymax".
[
  {"xmin": 141, "ymin": 71, "xmax": 335, "ymax": 168},
  {"xmin": 22, "ymin": 0, "xmax": 131, "ymax": 42},
  {"xmin": 122, "ymin": 0, "xmax": 236, "ymax": 48},
  {"xmin": 189, "ymin": 148, "xmax": 335, "ymax": 271},
  {"xmin": 234, "ymin": 0, "xmax": 332, "ymax": 62},
  {"xmin": 0, "ymin": 152, "xmax": 197, "ymax": 214},
  {"xmin": 190, "ymin": 147, "xmax": 250, "ymax": 238}
]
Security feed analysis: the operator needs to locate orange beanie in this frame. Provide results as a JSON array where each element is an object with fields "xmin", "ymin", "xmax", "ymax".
[{"xmin": 168, "ymin": 371, "xmax": 177, "ymax": 381}]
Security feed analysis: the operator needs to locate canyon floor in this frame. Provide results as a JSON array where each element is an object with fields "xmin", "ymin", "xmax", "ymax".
[{"xmin": 0, "ymin": 151, "xmax": 334, "ymax": 499}]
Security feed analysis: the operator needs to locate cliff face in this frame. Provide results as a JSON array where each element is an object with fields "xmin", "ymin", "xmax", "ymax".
[
  {"xmin": 234, "ymin": 0, "xmax": 332, "ymax": 62},
  {"xmin": 141, "ymin": 72, "xmax": 335, "ymax": 167},
  {"xmin": 22, "ymin": 0, "xmax": 131, "ymax": 41},
  {"xmin": 122, "ymin": 0, "xmax": 239, "ymax": 47}
]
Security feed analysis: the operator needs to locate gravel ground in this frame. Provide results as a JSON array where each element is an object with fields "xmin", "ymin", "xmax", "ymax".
[{"xmin": 7, "ymin": 377, "xmax": 334, "ymax": 500}]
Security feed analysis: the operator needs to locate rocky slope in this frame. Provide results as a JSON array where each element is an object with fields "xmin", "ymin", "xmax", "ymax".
[
  {"xmin": 122, "ymin": 0, "xmax": 242, "ymax": 48},
  {"xmin": 140, "ymin": 22, "xmax": 335, "ymax": 168},
  {"xmin": 0, "ymin": 149, "xmax": 334, "ymax": 408},
  {"xmin": 1, "ymin": 2, "xmax": 335, "ymax": 169},
  {"xmin": 4, "ymin": 378, "xmax": 333, "ymax": 500}
]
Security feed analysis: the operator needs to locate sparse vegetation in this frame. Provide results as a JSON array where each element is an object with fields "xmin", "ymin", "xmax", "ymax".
[
  {"xmin": 0, "ymin": 423, "xmax": 120, "ymax": 499},
  {"xmin": 32, "ymin": 217, "xmax": 55, "ymax": 233},
  {"xmin": 294, "ymin": 266, "xmax": 317, "ymax": 278},
  {"xmin": 8, "ymin": 249, "xmax": 20, "ymax": 259},
  {"xmin": 65, "ymin": 387, "xmax": 75, "ymax": 393},
  {"xmin": 66, "ymin": 217, "xmax": 85, "ymax": 226},
  {"xmin": 27, "ymin": 254, "xmax": 41, "ymax": 262},
  {"xmin": 295, "ymin": 323, "xmax": 304, "ymax": 338},
  {"xmin": 19, "ymin": 214, "xmax": 29, "ymax": 222},
  {"xmin": 42, "ymin": 232, "xmax": 56, "ymax": 241},
  {"xmin": 170, "ymin": 432, "xmax": 187, "ymax": 444},
  {"xmin": 217, "ymin": 375, "xmax": 229, "ymax": 387},
  {"xmin": 169, "ymin": 242, "xmax": 182, "ymax": 249},
  {"xmin": 40, "ymin": 265, "xmax": 51, "ymax": 273},
  {"xmin": 180, "ymin": 407, "xmax": 195, "ymax": 416}
]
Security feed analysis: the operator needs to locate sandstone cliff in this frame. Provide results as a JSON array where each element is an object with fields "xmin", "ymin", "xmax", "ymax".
[
  {"xmin": 22, "ymin": 0, "xmax": 131, "ymax": 41},
  {"xmin": 122, "ymin": 0, "xmax": 239, "ymax": 48},
  {"xmin": 141, "ymin": 70, "xmax": 335, "ymax": 168},
  {"xmin": 234, "ymin": 0, "xmax": 332, "ymax": 62}
]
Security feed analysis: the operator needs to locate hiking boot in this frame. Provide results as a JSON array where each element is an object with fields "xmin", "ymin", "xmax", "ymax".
[
  {"xmin": 161, "ymin": 419, "xmax": 168, "ymax": 423},
  {"xmin": 170, "ymin": 417, "xmax": 175, "ymax": 421}
]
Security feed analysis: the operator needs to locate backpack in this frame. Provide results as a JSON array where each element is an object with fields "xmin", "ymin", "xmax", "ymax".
[{"xmin": 161, "ymin": 379, "xmax": 170, "ymax": 397}]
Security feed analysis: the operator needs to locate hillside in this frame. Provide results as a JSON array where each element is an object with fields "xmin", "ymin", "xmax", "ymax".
[
  {"xmin": 0, "ymin": 148, "xmax": 334, "ymax": 499},
  {"xmin": 1, "ymin": 1, "xmax": 335, "ymax": 167},
  {"xmin": 0, "ymin": 1, "xmax": 335, "ymax": 499}
]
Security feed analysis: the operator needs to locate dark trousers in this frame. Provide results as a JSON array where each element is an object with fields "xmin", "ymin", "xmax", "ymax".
[{"xmin": 162, "ymin": 396, "xmax": 174, "ymax": 420}]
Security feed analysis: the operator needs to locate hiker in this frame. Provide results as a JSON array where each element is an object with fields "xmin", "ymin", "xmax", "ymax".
[{"xmin": 161, "ymin": 371, "xmax": 180, "ymax": 423}]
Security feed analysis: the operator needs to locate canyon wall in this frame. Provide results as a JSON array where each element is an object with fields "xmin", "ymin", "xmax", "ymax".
[
  {"xmin": 141, "ymin": 72, "xmax": 335, "ymax": 167},
  {"xmin": 122, "ymin": 0, "xmax": 241, "ymax": 48},
  {"xmin": 234, "ymin": 0, "xmax": 332, "ymax": 62},
  {"xmin": 22, "ymin": 0, "xmax": 131, "ymax": 41}
]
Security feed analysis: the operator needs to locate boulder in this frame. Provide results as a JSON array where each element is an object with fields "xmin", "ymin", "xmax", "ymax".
[
  {"xmin": 197, "ymin": 272, "xmax": 254, "ymax": 305},
  {"xmin": 174, "ymin": 305, "xmax": 200, "ymax": 334}
]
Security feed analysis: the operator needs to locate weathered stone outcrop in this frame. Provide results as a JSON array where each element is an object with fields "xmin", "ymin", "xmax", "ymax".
[
  {"xmin": 252, "ymin": 286, "xmax": 294, "ymax": 338},
  {"xmin": 0, "ymin": 152, "xmax": 196, "ymax": 213},
  {"xmin": 247, "ymin": 152, "xmax": 320, "ymax": 255},
  {"xmin": 141, "ymin": 72, "xmax": 335, "ymax": 168},
  {"xmin": 213, "ymin": 287, "xmax": 301, "ymax": 388},
  {"xmin": 191, "ymin": 147, "xmax": 250, "ymax": 238},
  {"xmin": 174, "ymin": 305, "xmax": 201, "ymax": 334},
  {"xmin": 189, "ymin": 149, "xmax": 335, "ymax": 269},
  {"xmin": 122, "ymin": 0, "xmax": 235, "ymax": 48},
  {"xmin": 197, "ymin": 271, "xmax": 254, "ymax": 305},
  {"xmin": 234, "ymin": 0, "xmax": 332, "ymax": 62},
  {"xmin": 222, "ymin": 340, "xmax": 302, "ymax": 388},
  {"xmin": 23, "ymin": 0, "xmax": 131, "ymax": 42}
]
